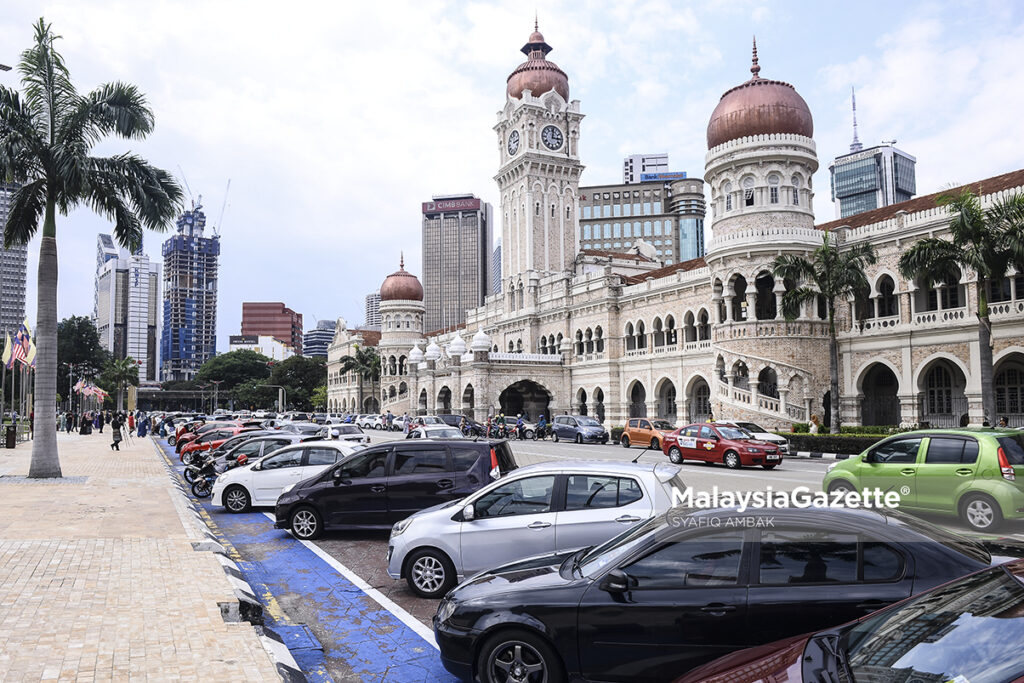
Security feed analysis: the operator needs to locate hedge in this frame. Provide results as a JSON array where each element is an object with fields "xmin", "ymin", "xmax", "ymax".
[
  {"xmin": 610, "ymin": 426, "xmax": 625, "ymax": 442},
  {"xmin": 782, "ymin": 433, "xmax": 885, "ymax": 455}
]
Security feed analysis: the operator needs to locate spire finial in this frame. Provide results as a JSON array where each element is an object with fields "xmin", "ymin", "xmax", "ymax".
[
  {"xmin": 750, "ymin": 36, "xmax": 760, "ymax": 78},
  {"xmin": 850, "ymin": 86, "xmax": 863, "ymax": 153},
  {"xmin": 400, "ymin": 251, "xmax": 404, "ymax": 269},
  {"xmin": 534, "ymin": 10, "xmax": 538, "ymax": 32}
]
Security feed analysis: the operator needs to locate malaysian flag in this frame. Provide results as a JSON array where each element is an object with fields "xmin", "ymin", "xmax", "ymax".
[{"xmin": 8, "ymin": 319, "xmax": 31, "ymax": 368}]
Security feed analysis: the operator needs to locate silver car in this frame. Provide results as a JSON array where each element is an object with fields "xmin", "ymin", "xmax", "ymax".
[
  {"xmin": 386, "ymin": 460, "xmax": 685, "ymax": 598},
  {"xmin": 316, "ymin": 424, "xmax": 370, "ymax": 444},
  {"xmin": 734, "ymin": 421, "xmax": 790, "ymax": 454}
]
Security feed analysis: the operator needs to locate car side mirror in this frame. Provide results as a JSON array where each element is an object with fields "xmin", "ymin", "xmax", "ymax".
[
  {"xmin": 252, "ymin": 462, "xmax": 261, "ymax": 471},
  {"xmin": 333, "ymin": 468, "xmax": 351, "ymax": 485},
  {"xmin": 600, "ymin": 569, "xmax": 630, "ymax": 593},
  {"xmin": 709, "ymin": 434, "xmax": 719, "ymax": 441},
  {"xmin": 462, "ymin": 504, "xmax": 475, "ymax": 521}
]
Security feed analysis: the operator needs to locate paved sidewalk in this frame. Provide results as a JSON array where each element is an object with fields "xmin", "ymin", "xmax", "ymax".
[{"xmin": 0, "ymin": 431, "xmax": 281, "ymax": 681}]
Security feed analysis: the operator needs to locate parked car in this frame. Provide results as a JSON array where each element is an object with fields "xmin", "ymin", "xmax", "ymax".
[
  {"xmin": 661, "ymin": 422, "xmax": 782, "ymax": 469},
  {"xmin": 434, "ymin": 506, "xmax": 1002, "ymax": 683},
  {"xmin": 406, "ymin": 426, "xmax": 466, "ymax": 440},
  {"xmin": 823, "ymin": 427, "xmax": 1024, "ymax": 531},
  {"xmin": 437, "ymin": 414, "xmax": 485, "ymax": 436},
  {"xmin": 212, "ymin": 441, "xmax": 362, "ymax": 513},
  {"xmin": 732, "ymin": 421, "xmax": 790, "ymax": 454},
  {"xmin": 324, "ymin": 413, "xmax": 345, "ymax": 425},
  {"xmin": 176, "ymin": 420, "xmax": 240, "ymax": 453},
  {"xmin": 180, "ymin": 426, "xmax": 257, "ymax": 464},
  {"xmin": 621, "ymin": 418, "xmax": 675, "ymax": 449},
  {"xmin": 275, "ymin": 439, "xmax": 518, "ymax": 539},
  {"xmin": 311, "ymin": 413, "xmax": 328, "ymax": 425},
  {"xmin": 213, "ymin": 434, "xmax": 308, "ymax": 479},
  {"xmin": 389, "ymin": 461, "xmax": 684, "ymax": 598},
  {"xmin": 358, "ymin": 414, "xmax": 385, "ymax": 430},
  {"xmin": 277, "ymin": 422, "xmax": 324, "ymax": 436},
  {"xmin": 208, "ymin": 429, "xmax": 279, "ymax": 459},
  {"xmin": 675, "ymin": 558, "xmax": 1024, "ymax": 683},
  {"xmin": 551, "ymin": 415, "xmax": 608, "ymax": 444},
  {"xmin": 316, "ymin": 424, "xmax": 371, "ymax": 444}
]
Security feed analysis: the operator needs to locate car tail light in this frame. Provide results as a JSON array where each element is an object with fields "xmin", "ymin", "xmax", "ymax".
[
  {"xmin": 490, "ymin": 447, "xmax": 500, "ymax": 480},
  {"xmin": 998, "ymin": 447, "xmax": 1016, "ymax": 481}
]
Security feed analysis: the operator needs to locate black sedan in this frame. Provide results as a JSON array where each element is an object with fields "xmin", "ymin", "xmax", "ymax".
[{"xmin": 433, "ymin": 507, "xmax": 1002, "ymax": 683}]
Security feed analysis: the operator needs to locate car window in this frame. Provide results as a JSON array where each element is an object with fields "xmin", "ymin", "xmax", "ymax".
[
  {"xmin": 925, "ymin": 437, "xmax": 974, "ymax": 464},
  {"xmin": 639, "ymin": 420, "xmax": 651, "ymax": 430},
  {"xmin": 408, "ymin": 431, "xmax": 421, "ymax": 439},
  {"xmin": 264, "ymin": 439, "xmax": 293, "ymax": 454},
  {"xmin": 998, "ymin": 435, "xmax": 1024, "ymax": 465},
  {"xmin": 869, "ymin": 437, "xmax": 923, "ymax": 464},
  {"xmin": 568, "ymin": 419, "xmax": 578, "ymax": 427},
  {"xmin": 233, "ymin": 440, "xmax": 264, "ymax": 457},
  {"xmin": 474, "ymin": 475, "xmax": 555, "ymax": 518},
  {"xmin": 716, "ymin": 426, "xmax": 747, "ymax": 440},
  {"xmin": 339, "ymin": 450, "xmax": 389, "ymax": 478},
  {"xmin": 651, "ymin": 420, "xmax": 673, "ymax": 430},
  {"xmin": 306, "ymin": 447, "xmax": 339, "ymax": 467},
  {"xmin": 758, "ymin": 530, "xmax": 857, "ymax": 584},
  {"xmin": 394, "ymin": 447, "xmax": 449, "ymax": 474},
  {"xmin": 624, "ymin": 531, "xmax": 746, "ymax": 588},
  {"xmin": 699, "ymin": 426, "xmax": 715, "ymax": 439},
  {"xmin": 565, "ymin": 475, "xmax": 645, "ymax": 510},
  {"xmin": 628, "ymin": 419, "xmax": 639, "ymax": 428},
  {"xmin": 450, "ymin": 446, "xmax": 482, "ymax": 471},
  {"xmin": 683, "ymin": 426, "xmax": 700, "ymax": 438},
  {"xmin": 862, "ymin": 542, "xmax": 905, "ymax": 582},
  {"xmin": 262, "ymin": 449, "xmax": 303, "ymax": 470}
]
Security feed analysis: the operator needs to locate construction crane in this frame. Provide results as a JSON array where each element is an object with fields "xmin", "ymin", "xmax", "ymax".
[
  {"xmin": 177, "ymin": 165, "xmax": 194, "ymax": 207},
  {"xmin": 212, "ymin": 179, "xmax": 231, "ymax": 238}
]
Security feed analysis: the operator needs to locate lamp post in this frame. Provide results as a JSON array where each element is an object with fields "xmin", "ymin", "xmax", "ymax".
[
  {"xmin": 256, "ymin": 384, "xmax": 287, "ymax": 413},
  {"xmin": 198, "ymin": 384, "xmax": 209, "ymax": 414},
  {"xmin": 210, "ymin": 380, "xmax": 223, "ymax": 413}
]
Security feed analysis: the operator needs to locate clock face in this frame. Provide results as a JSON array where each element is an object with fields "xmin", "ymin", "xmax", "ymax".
[
  {"xmin": 507, "ymin": 130, "xmax": 520, "ymax": 156},
  {"xmin": 541, "ymin": 125, "xmax": 564, "ymax": 151}
]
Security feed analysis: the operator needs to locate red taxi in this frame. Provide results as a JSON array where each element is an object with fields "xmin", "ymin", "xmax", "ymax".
[{"xmin": 661, "ymin": 422, "xmax": 782, "ymax": 469}]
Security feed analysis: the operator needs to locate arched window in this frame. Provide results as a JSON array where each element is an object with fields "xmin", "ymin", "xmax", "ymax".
[
  {"xmin": 575, "ymin": 330, "xmax": 584, "ymax": 355},
  {"xmin": 556, "ymin": 333, "xmax": 563, "ymax": 354},
  {"xmin": 595, "ymin": 327, "xmax": 604, "ymax": 353},
  {"xmin": 768, "ymin": 174, "xmax": 780, "ymax": 204},
  {"xmin": 665, "ymin": 316, "xmax": 676, "ymax": 345},
  {"xmin": 585, "ymin": 328, "xmax": 594, "ymax": 354},
  {"xmin": 926, "ymin": 365, "xmax": 953, "ymax": 415},
  {"xmin": 516, "ymin": 339, "xmax": 523, "ymax": 353},
  {"xmin": 877, "ymin": 276, "xmax": 898, "ymax": 317},
  {"xmin": 508, "ymin": 341, "xmax": 514, "ymax": 352},
  {"xmin": 742, "ymin": 177, "xmax": 755, "ymax": 207},
  {"xmin": 791, "ymin": 175, "xmax": 801, "ymax": 206},
  {"xmin": 625, "ymin": 323, "xmax": 636, "ymax": 351},
  {"xmin": 636, "ymin": 320, "xmax": 647, "ymax": 349},
  {"xmin": 518, "ymin": 282, "xmax": 525, "ymax": 309},
  {"xmin": 539, "ymin": 335, "xmax": 547, "ymax": 353}
]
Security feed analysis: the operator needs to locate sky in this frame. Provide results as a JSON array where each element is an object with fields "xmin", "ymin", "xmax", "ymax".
[{"xmin": 2, "ymin": 0, "xmax": 1023, "ymax": 352}]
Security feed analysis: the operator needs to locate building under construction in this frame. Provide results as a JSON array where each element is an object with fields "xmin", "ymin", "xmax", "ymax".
[{"xmin": 160, "ymin": 202, "xmax": 219, "ymax": 382}]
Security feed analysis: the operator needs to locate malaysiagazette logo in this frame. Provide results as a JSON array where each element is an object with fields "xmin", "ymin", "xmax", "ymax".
[{"xmin": 669, "ymin": 485, "xmax": 903, "ymax": 514}]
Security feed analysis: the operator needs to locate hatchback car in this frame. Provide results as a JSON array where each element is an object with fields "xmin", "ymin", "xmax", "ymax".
[
  {"xmin": 358, "ymin": 414, "xmax": 385, "ymax": 430},
  {"xmin": 275, "ymin": 439, "xmax": 518, "ymax": 539},
  {"xmin": 676, "ymin": 558, "xmax": 1024, "ymax": 683},
  {"xmin": 823, "ymin": 428, "xmax": 1024, "ymax": 531},
  {"xmin": 621, "ymin": 418, "xmax": 675, "ymax": 450},
  {"xmin": 662, "ymin": 422, "xmax": 782, "ymax": 469},
  {"xmin": 406, "ymin": 426, "xmax": 465, "ymax": 440},
  {"xmin": 434, "ymin": 507, "xmax": 999, "ymax": 683},
  {"xmin": 551, "ymin": 415, "xmax": 608, "ymax": 444},
  {"xmin": 180, "ymin": 426, "xmax": 258, "ymax": 464},
  {"xmin": 733, "ymin": 421, "xmax": 790, "ymax": 454},
  {"xmin": 316, "ymin": 424, "xmax": 370, "ymax": 444},
  {"xmin": 388, "ymin": 461, "xmax": 684, "ymax": 598},
  {"xmin": 211, "ymin": 441, "xmax": 361, "ymax": 513},
  {"xmin": 212, "ymin": 434, "xmax": 306, "ymax": 477}
]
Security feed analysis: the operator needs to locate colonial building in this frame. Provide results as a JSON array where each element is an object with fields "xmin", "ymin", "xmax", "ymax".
[
  {"xmin": 326, "ymin": 27, "xmax": 1024, "ymax": 430},
  {"xmin": 326, "ymin": 318, "xmax": 382, "ymax": 414}
]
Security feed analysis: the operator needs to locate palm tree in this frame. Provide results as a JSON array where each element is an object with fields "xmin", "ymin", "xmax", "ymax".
[
  {"xmin": 339, "ymin": 345, "xmax": 381, "ymax": 413},
  {"xmin": 899, "ymin": 190, "xmax": 1024, "ymax": 424},
  {"xmin": 103, "ymin": 357, "xmax": 140, "ymax": 412},
  {"xmin": 0, "ymin": 20, "xmax": 183, "ymax": 477},
  {"xmin": 773, "ymin": 232, "xmax": 877, "ymax": 433}
]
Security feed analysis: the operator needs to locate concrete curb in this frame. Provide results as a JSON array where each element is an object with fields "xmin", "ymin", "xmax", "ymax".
[
  {"xmin": 259, "ymin": 627, "xmax": 309, "ymax": 683},
  {"xmin": 789, "ymin": 451, "xmax": 851, "ymax": 460}
]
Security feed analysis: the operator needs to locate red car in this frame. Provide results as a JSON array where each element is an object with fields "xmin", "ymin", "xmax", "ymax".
[
  {"xmin": 176, "ymin": 420, "xmax": 240, "ymax": 456},
  {"xmin": 179, "ymin": 425, "xmax": 255, "ymax": 464},
  {"xmin": 661, "ymin": 422, "xmax": 782, "ymax": 469},
  {"xmin": 675, "ymin": 559, "xmax": 1024, "ymax": 683}
]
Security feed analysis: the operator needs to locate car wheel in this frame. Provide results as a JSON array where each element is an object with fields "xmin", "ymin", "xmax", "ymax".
[
  {"xmin": 650, "ymin": 437, "xmax": 660, "ymax": 450},
  {"xmin": 723, "ymin": 451, "xmax": 741, "ymax": 469},
  {"xmin": 668, "ymin": 446, "xmax": 683, "ymax": 464},
  {"xmin": 524, "ymin": 429, "xmax": 534, "ymax": 439},
  {"xmin": 405, "ymin": 548, "xmax": 456, "ymax": 599},
  {"xmin": 827, "ymin": 480, "xmax": 856, "ymax": 496},
  {"xmin": 575, "ymin": 434, "xmax": 582, "ymax": 444},
  {"xmin": 621, "ymin": 435, "xmax": 630, "ymax": 448},
  {"xmin": 477, "ymin": 628, "xmax": 566, "ymax": 683},
  {"xmin": 167, "ymin": 435, "xmax": 176, "ymax": 447},
  {"xmin": 960, "ymin": 493, "xmax": 1003, "ymax": 532},
  {"xmin": 224, "ymin": 485, "xmax": 251, "ymax": 513},
  {"xmin": 290, "ymin": 507, "xmax": 323, "ymax": 540},
  {"xmin": 375, "ymin": 424, "xmax": 382, "ymax": 430},
  {"xmin": 552, "ymin": 432, "xmax": 559, "ymax": 443}
]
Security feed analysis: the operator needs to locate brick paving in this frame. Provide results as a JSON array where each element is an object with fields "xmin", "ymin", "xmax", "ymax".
[{"xmin": 0, "ymin": 431, "xmax": 281, "ymax": 681}]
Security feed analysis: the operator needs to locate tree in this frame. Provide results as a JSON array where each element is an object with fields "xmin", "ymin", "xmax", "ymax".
[
  {"xmin": 0, "ymin": 20, "xmax": 183, "ymax": 477},
  {"xmin": 899, "ymin": 190, "xmax": 1024, "ymax": 424},
  {"xmin": 233, "ymin": 379, "xmax": 278, "ymax": 411},
  {"xmin": 773, "ymin": 232, "xmax": 877, "ymax": 433},
  {"xmin": 338, "ymin": 345, "xmax": 380, "ymax": 414},
  {"xmin": 100, "ymin": 357, "xmax": 139, "ymax": 411},
  {"xmin": 311, "ymin": 384, "xmax": 328, "ymax": 411},
  {"xmin": 195, "ymin": 349, "xmax": 272, "ymax": 391},
  {"xmin": 57, "ymin": 315, "xmax": 109, "ymax": 408},
  {"xmin": 269, "ymin": 355, "xmax": 327, "ymax": 411}
]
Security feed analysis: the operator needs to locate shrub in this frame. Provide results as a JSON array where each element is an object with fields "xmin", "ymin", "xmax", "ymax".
[
  {"xmin": 785, "ymin": 433, "xmax": 884, "ymax": 455},
  {"xmin": 791, "ymin": 422, "xmax": 810, "ymax": 433},
  {"xmin": 610, "ymin": 426, "xmax": 625, "ymax": 442}
]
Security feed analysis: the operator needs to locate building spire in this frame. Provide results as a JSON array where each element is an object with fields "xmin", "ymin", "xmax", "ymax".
[
  {"xmin": 750, "ymin": 36, "xmax": 760, "ymax": 79},
  {"xmin": 850, "ymin": 87, "xmax": 863, "ymax": 152},
  {"xmin": 400, "ymin": 251, "xmax": 404, "ymax": 270},
  {"xmin": 534, "ymin": 10, "xmax": 538, "ymax": 32}
]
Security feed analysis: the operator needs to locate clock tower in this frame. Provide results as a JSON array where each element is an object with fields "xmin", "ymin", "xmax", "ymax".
[{"xmin": 494, "ymin": 23, "xmax": 584, "ymax": 287}]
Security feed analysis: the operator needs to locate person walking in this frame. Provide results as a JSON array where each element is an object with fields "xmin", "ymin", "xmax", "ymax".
[
  {"xmin": 127, "ymin": 413, "xmax": 135, "ymax": 435},
  {"xmin": 137, "ymin": 414, "xmax": 149, "ymax": 438},
  {"xmin": 110, "ymin": 414, "xmax": 123, "ymax": 451}
]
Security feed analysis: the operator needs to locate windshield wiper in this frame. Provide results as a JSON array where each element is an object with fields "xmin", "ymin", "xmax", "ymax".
[
  {"xmin": 820, "ymin": 634, "xmax": 854, "ymax": 683},
  {"xmin": 570, "ymin": 546, "xmax": 593, "ymax": 578}
]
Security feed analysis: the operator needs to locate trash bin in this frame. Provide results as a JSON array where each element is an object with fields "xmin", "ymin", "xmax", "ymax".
[{"xmin": 4, "ymin": 425, "xmax": 15, "ymax": 449}]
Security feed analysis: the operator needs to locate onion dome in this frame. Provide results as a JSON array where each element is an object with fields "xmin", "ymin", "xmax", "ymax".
[
  {"xmin": 408, "ymin": 343, "xmax": 424, "ymax": 363},
  {"xmin": 380, "ymin": 253, "xmax": 423, "ymax": 302},
  {"xmin": 448, "ymin": 332, "xmax": 467, "ymax": 356},
  {"xmin": 471, "ymin": 327, "xmax": 492, "ymax": 352},
  {"xmin": 506, "ymin": 20, "xmax": 569, "ymax": 101},
  {"xmin": 706, "ymin": 38, "xmax": 813, "ymax": 149},
  {"xmin": 424, "ymin": 341, "xmax": 442, "ymax": 361}
]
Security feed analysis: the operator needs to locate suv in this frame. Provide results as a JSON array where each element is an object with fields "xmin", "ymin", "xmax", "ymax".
[
  {"xmin": 823, "ymin": 428, "xmax": 1024, "ymax": 531},
  {"xmin": 551, "ymin": 415, "xmax": 608, "ymax": 444},
  {"xmin": 661, "ymin": 422, "xmax": 782, "ymax": 469},
  {"xmin": 275, "ymin": 439, "xmax": 518, "ymax": 539},
  {"xmin": 621, "ymin": 418, "xmax": 675, "ymax": 450}
]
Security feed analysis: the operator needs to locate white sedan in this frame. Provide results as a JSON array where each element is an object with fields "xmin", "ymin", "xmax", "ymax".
[
  {"xmin": 734, "ymin": 421, "xmax": 790, "ymax": 454},
  {"xmin": 405, "ymin": 426, "xmax": 466, "ymax": 440},
  {"xmin": 358, "ymin": 414, "xmax": 385, "ymax": 430},
  {"xmin": 316, "ymin": 424, "xmax": 371, "ymax": 444},
  {"xmin": 212, "ymin": 441, "xmax": 362, "ymax": 513}
]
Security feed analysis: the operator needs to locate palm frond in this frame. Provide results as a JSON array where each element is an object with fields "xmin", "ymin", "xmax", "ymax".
[
  {"xmin": 779, "ymin": 286, "xmax": 818, "ymax": 321},
  {"xmin": 19, "ymin": 19, "xmax": 77, "ymax": 144},
  {"xmin": 771, "ymin": 252, "xmax": 815, "ymax": 285},
  {"xmin": 898, "ymin": 237, "xmax": 961, "ymax": 285},
  {"xmin": 3, "ymin": 179, "xmax": 46, "ymax": 247},
  {"xmin": 82, "ymin": 175, "xmax": 143, "ymax": 251},
  {"xmin": 937, "ymin": 189, "xmax": 987, "ymax": 247},
  {"xmin": 0, "ymin": 86, "xmax": 48, "ymax": 178}
]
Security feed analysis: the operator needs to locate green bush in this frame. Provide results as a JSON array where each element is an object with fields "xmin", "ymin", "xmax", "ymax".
[
  {"xmin": 791, "ymin": 422, "xmax": 810, "ymax": 433},
  {"xmin": 839, "ymin": 425, "xmax": 896, "ymax": 435},
  {"xmin": 610, "ymin": 426, "xmax": 625, "ymax": 442},
  {"xmin": 786, "ymin": 433, "xmax": 884, "ymax": 455}
]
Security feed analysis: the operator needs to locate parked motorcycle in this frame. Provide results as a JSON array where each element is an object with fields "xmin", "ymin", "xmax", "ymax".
[{"xmin": 184, "ymin": 452, "xmax": 248, "ymax": 484}]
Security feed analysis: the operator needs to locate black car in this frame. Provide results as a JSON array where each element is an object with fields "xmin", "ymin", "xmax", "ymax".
[
  {"xmin": 434, "ymin": 507, "xmax": 1001, "ymax": 683},
  {"xmin": 275, "ymin": 439, "xmax": 518, "ymax": 539},
  {"xmin": 438, "ymin": 414, "xmax": 485, "ymax": 435}
]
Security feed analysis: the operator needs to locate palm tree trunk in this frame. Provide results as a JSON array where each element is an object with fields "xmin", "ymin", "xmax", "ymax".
[
  {"xmin": 29, "ymin": 200, "xmax": 61, "ymax": 478},
  {"xmin": 976, "ymin": 282, "xmax": 996, "ymax": 424},
  {"xmin": 828, "ymin": 311, "xmax": 841, "ymax": 435}
]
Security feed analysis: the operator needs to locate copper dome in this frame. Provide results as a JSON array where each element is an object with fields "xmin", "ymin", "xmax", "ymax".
[
  {"xmin": 506, "ymin": 24, "xmax": 569, "ymax": 101},
  {"xmin": 380, "ymin": 255, "xmax": 423, "ymax": 302},
  {"xmin": 706, "ymin": 40, "xmax": 813, "ymax": 149}
]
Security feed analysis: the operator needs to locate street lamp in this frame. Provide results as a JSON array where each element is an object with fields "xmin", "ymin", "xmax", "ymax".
[
  {"xmin": 198, "ymin": 383, "xmax": 209, "ymax": 414},
  {"xmin": 210, "ymin": 380, "xmax": 223, "ymax": 413},
  {"xmin": 256, "ymin": 384, "xmax": 287, "ymax": 413}
]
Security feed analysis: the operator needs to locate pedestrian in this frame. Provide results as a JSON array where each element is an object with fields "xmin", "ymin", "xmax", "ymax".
[
  {"xmin": 459, "ymin": 416, "xmax": 467, "ymax": 436},
  {"xmin": 127, "ymin": 413, "xmax": 135, "ymax": 435},
  {"xmin": 110, "ymin": 415, "xmax": 122, "ymax": 451},
  {"xmin": 59, "ymin": 412, "xmax": 66, "ymax": 432},
  {"xmin": 137, "ymin": 415, "xmax": 148, "ymax": 438},
  {"xmin": 29, "ymin": 411, "xmax": 34, "ymax": 437},
  {"xmin": 96, "ymin": 412, "xmax": 103, "ymax": 433},
  {"xmin": 998, "ymin": 416, "xmax": 1009, "ymax": 428},
  {"xmin": 516, "ymin": 414, "xmax": 525, "ymax": 440},
  {"xmin": 809, "ymin": 414, "xmax": 820, "ymax": 434}
]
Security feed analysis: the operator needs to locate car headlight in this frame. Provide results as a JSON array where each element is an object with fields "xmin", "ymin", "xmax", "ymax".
[
  {"xmin": 436, "ymin": 597, "xmax": 457, "ymax": 623},
  {"xmin": 281, "ymin": 483, "xmax": 295, "ymax": 494},
  {"xmin": 391, "ymin": 518, "xmax": 413, "ymax": 538},
  {"xmin": 747, "ymin": 447, "xmax": 762, "ymax": 453}
]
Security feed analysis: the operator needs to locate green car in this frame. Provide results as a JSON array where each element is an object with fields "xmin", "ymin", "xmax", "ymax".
[{"xmin": 822, "ymin": 428, "xmax": 1024, "ymax": 532}]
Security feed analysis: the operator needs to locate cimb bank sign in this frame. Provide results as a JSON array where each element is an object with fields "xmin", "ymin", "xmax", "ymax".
[{"xmin": 422, "ymin": 198, "xmax": 482, "ymax": 214}]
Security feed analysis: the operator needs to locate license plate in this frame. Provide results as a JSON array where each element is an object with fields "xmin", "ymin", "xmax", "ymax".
[{"xmin": 767, "ymin": 454, "xmax": 780, "ymax": 460}]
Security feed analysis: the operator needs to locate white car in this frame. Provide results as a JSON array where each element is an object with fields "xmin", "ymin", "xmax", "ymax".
[
  {"xmin": 317, "ymin": 424, "xmax": 371, "ymax": 444},
  {"xmin": 734, "ymin": 421, "xmax": 790, "ymax": 454},
  {"xmin": 387, "ymin": 460, "xmax": 685, "ymax": 598},
  {"xmin": 405, "ymin": 426, "xmax": 465, "ymax": 440},
  {"xmin": 358, "ymin": 414, "xmax": 384, "ymax": 430},
  {"xmin": 212, "ymin": 441, "xmax": 361, "ymax": 513}
]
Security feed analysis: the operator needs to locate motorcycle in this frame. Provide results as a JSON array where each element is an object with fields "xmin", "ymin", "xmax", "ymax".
[
  {"xmin": 184, "ymin": 452, "xmax": 248, "ymax": 484},
  {"xmin": 532, "ymin": 425, "xmax": 549, "ymax": 441}
]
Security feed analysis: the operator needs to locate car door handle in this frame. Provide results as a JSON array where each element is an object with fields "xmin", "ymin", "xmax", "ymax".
[
  {"xmin": 900, "ymin": 468, "xmax": 915, "ymax": 476},
  {"xmin": 370, "ymin": 485, "xmax": 386, "ymax": 493},
  {"xmin": 856, "ymin": 600, "xmax": 890, "ymax": 612},
  {"xmin": 955, "ymin": 468, "xmax": 973, "ymax": 476},
  {"xmin": 527, "ymin": 521, "xmax": 552, "ymax": 529},
  {"xmin": 615, "ymin": 515, "xmax": 642, "ymax": 523},
  {"xmin": 700, "ymin": 603, "xmax": 736, "ymax": 615},
  {"xmin": 436, "ymin": 479, "xmax": 454, "ymax": 489}
]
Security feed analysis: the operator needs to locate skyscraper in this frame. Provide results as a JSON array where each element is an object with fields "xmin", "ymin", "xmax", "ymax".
[
  {"xmin": 623, "ymin": 153, "xmax": 669, "ymax": 184},
  {"xmin": 241, "ymin": 302, "xmax": 303, "ymax": 353},
  {"xmin": 421, "ymin": 194, "xmax": 492, "ymax": 332},
  {"xmin": 302, "ymin": 319, "xmax": 337, "ymax": 358},
  {"xmin": 364, "ymin": 290, "xmax": 381, "ymax": 328},
  {"xmin": 829, "ymin": 89, "xmax": 916, "ymax": 218},
  {"xmin": 491, "ymin": 239, "xmax": 502, "ymax": 295},
  {"xmin": 94, "ymin": 236, "xmax": 161, "ymax": 382},
  {"xmin": 0, "ymin": 184, "xmax": 27, "ymax": 335},
  {"xmin": 160, "ymin": 203, "xmax": 219, "ymax": 382}
]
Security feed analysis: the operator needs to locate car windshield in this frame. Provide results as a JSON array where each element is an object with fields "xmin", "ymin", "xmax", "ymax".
[
  {"xmin": 998, "ymin": 435, "xmax": 1024, "ymax": 465},
  {"xmin": 716, "ymin": 426, "xmax": 749, "ymax": 440},
  {"xmin": 336, "ymin": 426, "xmax": 359, "ymax": 434},
  {"xmin": 577, "ymin": 417, "xmax": 601, "ymax": 427},
  {"xmin": 651, "ymin": 420, "xmax": 673, "ymax": 430},
  {"xmin": 736, "ymin": 422, "xmax": 765, "ymax": 432},
  {"xmin": 577, "ymin": 515, "xmax": 665, "ymax": 578},
  {"xmin": 838, "ymin": 566, "xmax": 1024, "ymax": 683},
  {"xmin": 429, "ymin": 428, "xmax": 463, "ymax": 438},
  {"xmin": 421, "ymin": 417, "xmax": 442, "ymax": 424}
]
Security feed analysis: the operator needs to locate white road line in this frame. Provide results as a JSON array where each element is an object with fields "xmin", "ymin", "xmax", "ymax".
[{"xmin": 261, "ymin": 512, "xmax": 439, "ymax": 649}]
